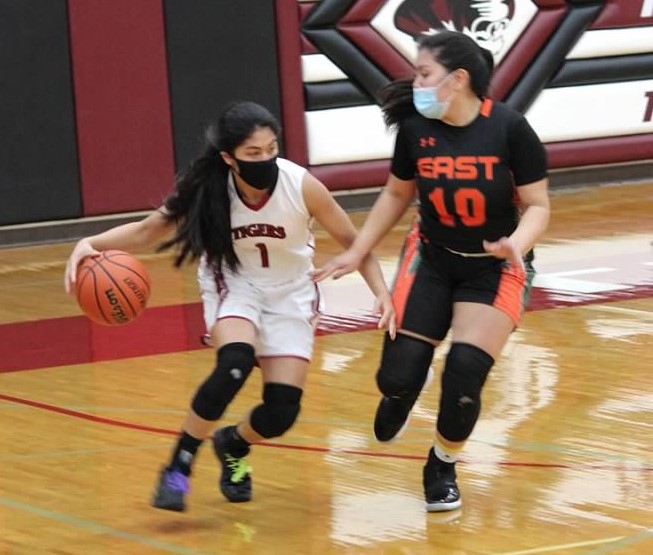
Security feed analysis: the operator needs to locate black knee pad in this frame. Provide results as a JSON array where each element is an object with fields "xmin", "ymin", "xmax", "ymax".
[
  {"xmin": 437, "ymin": 342, "xmax": 494, "ymax": 442},
  {"xmin": 191, "ymin": 342, "xmax": 256, "ymax": 420},
  {"xmin": 250, "ymin": 383, "xmax": 302, "ymax": 439},
  {"xmin": 376, "ymin": 333, "xmax": 434, "ymax": 398}
]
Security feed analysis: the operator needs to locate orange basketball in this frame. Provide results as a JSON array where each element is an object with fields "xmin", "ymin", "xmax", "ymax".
[{"xmin": 75, "ymin": 250, "xmax": 151, "ymax": 326}]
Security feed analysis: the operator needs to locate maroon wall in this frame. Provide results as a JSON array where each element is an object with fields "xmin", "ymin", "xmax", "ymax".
[{"xmin": 67, "ymin": 0, "xmax": 175, "ymax": 216}]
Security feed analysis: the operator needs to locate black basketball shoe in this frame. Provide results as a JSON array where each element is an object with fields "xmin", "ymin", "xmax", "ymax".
[
  {"xmin": 151, "ymin": 466, "xmax": 189, "ymax": 512},
  {"xmin": 423, "ymin": 448, "xmax": 461, "ymax": 512},
  {"xmin": 212, "ymin": 427, "xmax": 253, "ymax": 502}
]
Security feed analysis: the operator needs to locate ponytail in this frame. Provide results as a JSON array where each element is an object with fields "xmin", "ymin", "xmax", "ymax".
[
  {"xmin": 379, "ymin": 78, "xmax": 416, "ymax": 128},
  {"xmin": 158, "ymin": 147, "xmax": 238, "ymax": 273}
]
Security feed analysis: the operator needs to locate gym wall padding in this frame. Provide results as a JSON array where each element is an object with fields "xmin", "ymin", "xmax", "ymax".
[
  {"xmin": 163, "ymin": 0, "xmax": 282, "ymax": 171},
  {"xmin": 0, "ymin": 0, "xmax": 81, "ymax": 226},
  {"xmin": 286, "ymin": 0, "xmax": 653, "ymax": 184},
  {"xmin": 490, "ymin": 8, "xmax": 567, "ymax": 101},
  {"xmin": 305, "ymin": 81, "xmax": 372, "ymax": 110},
  {"xmin": 276, "ymin": 0, "xmax": 308, "ymax": 166},
  {"xmin": 505, "ymin": 3, "xmax": 603, "ymax": 113},
  {"xmin": 550, "ymin": 55, "xmax": 653, "ymax": 88},
  {"xmin": 300, "ymin": 26, "xmax": 390, "ymax": 104},
  {"xmin": 2, "ymin": 0, "xmax": 652, "ymax": 232},
  {"xmin": 67, "ymin": 0, "xmax": 175, "ymax": 216}
]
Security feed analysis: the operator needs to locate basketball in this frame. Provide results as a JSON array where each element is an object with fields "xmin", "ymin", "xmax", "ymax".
[{"xmin": 75, "ymin": 250, "xmax": 151, "ymax": 326}]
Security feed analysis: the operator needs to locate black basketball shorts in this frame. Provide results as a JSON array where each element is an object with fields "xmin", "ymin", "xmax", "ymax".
[{"xmin": 390, "ymin": 229, "xmax": 534, "ymax": 342}]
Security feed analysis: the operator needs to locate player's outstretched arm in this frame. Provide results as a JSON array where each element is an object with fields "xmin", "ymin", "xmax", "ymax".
[
  {"xmin": 64, "ymin": 208, "xmax": 174, "ymax": 294},
  {"xmin": 302, "ymin": 173, "xmax": 396, "ymax": 338},
  {"xmin": 309, "ymin": 173, "xmax": 416, "ymax": 282}
]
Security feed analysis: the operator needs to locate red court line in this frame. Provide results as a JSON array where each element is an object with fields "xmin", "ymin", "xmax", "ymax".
[
  {"xmin": 1, "ymin": 284, "xmax": 651, "ymax": 373},
  {"xmin": 0, "ymin": 392, "xmax": 177, "ymax": 436},
  {"xmin": 0, "ymin": 392, "xmax": 649, "ymax": 472}
]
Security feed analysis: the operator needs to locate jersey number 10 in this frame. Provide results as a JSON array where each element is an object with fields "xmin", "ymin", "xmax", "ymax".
[{"xmin": 429, "ymin": 187, "xmax": 486, "ymax": 227}]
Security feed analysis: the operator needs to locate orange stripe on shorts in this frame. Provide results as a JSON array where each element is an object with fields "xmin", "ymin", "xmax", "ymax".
[
  {"xmin": 391, "ymin": 223, "xmax": 421, "ymax": 327},
  {"xmin": 493, "ymin": 267, "xmax": 526, "ymax": 326}
]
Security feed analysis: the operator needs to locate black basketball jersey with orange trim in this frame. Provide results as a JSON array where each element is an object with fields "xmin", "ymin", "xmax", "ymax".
[{"xmin": 391, "ymin": 99, "xmax": 547, "ymax": 253}]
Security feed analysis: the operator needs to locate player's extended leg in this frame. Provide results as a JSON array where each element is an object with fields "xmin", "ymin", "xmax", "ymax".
[
  {"xmin": 152, "ymin": 317, "xmax": 257, "ymax": 511},
  {"xmin": 378, "ymin": 229, "xmax": 453, "ymax": 442},
  {"xmin": 373, "ymin": 332, "xmax": 437, "ymax": 442},
  {"xmin": 423, "ymin": 302, "xmax": 513, "ymax": 512},
  {"xmin": 213, "ymin": 356, "xmax": 307, "ymax": 502}
]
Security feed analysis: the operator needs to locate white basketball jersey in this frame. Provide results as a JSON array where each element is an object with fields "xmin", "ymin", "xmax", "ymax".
[{"xmin": 222, "ymin": 157, "xmax": 314, "ymax": 285}]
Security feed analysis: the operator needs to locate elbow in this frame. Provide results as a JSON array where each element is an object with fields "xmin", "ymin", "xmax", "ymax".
[
  {"xmin": 385, "ymin": 187, "xmax": 415, "ymax": 209},
  {"xmin": 539, "ymin": 204, "xmax": 551, "ymax": 229},
  {"xmin": 137, "ymin": 220, "xmax": 169, "ymax": 250}
]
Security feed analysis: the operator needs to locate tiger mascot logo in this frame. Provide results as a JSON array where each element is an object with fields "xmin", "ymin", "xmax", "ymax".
[{"xmin": 394, "ymin": 0, "xmax": 517, "ymax": 54}]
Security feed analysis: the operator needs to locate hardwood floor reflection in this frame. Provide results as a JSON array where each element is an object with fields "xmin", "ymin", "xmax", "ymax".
[{"xmin": 0, "ymin": 183, "xmax": 651, "ymax": 554}]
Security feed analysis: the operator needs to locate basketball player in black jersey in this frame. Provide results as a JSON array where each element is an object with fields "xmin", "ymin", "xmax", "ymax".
[{"xmin": 312, "ymin": 30, "xmax": 550, "ymax": 512}]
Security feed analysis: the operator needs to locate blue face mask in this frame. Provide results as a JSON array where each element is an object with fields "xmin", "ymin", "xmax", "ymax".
[{"xmin": 413, "ymin": 77, "xmax": 451, "ymax": 120}]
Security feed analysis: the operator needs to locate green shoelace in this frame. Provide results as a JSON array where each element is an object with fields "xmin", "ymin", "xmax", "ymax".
[{"xmin": 225, "ymin": 454, "xmax": 252, "ymax": 483}]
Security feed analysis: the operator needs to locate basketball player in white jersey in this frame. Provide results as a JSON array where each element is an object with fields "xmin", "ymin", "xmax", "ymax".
[{"xmin": 64, "ymin": 101, "xmax": 395, "ymax": 512}]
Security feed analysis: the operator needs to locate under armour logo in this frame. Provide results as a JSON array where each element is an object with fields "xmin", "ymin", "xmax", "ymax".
[
  {"xmin": 420, "ymin": 136, "xmax": 436, "ymax": 147},
  {"xmin": 230, "ymin": 368, "xmax": 243, "ymax": 380},
  {"xmin": 179, "ymin": 450, "xmax": 193, "ymax": 464}
]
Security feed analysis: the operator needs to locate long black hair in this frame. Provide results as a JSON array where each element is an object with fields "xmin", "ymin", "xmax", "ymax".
[
  {"xmin": 380, "ymin": 30, "xmax": 494, "ymax": 127},
  {"xmin": 158, "ymin": 101, "xmax": 280, "ymax": 272}
]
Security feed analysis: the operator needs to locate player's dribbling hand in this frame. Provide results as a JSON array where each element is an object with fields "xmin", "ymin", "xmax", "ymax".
[
  {"xmin": 309, "ymin": 249, "xmax": 364, "ymax": 282},
  {"xmin": 64, "ymin": 238, "xmax": 100, "ymax": 294},
  {"xmin": 483, "ymin": 237, "xmax": 525, "ymax": 272},
  {"xmin": 373, "ymin": 292, "xmax": 397, "ymax": 340}
]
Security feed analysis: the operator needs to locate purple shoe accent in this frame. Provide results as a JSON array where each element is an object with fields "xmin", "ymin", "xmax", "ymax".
[{"xmin": 165, "ymin": 470, "xmax": 189, "ymax": 493}]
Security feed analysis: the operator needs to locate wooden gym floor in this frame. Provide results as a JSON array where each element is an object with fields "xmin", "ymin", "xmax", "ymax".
[{"xmin": 0, "ymin": 182, "xmax": 651, "ymax": 555}]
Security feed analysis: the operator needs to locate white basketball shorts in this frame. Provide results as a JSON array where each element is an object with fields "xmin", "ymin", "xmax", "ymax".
[{"xmin": 198, "ymin": 267, "xmax": 324, "ymax": 360}]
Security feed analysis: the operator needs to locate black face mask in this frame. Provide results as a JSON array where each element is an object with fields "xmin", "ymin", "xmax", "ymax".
[{"xmin": 234, "ymin": 156, "xmax": 279, "ymax": 190}]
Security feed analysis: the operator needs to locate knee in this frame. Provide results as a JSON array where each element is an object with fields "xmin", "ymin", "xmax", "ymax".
[
  {"xmin": 191, "ymin": 342, "xmax": 256, "ymax": 421},
  {"xmin": 376, "ymin": 333, "xmax": 434, "ymax": 398},
  {"xmin": 441, "ymin": 342, "xmax": 494, "ymax": 401},
  {"xmin": 376, "ymin": 370, "xmax": 427, "ymax": 398},
  {"xmin": 437, "ymin": 342, "xmax": 494, "ymax": 441},
  {"xmin": 250, "ymin": 383, "xmax": 303, "ymax": 439}
]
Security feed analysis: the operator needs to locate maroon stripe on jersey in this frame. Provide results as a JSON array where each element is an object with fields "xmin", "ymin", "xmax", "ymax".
[
  {"xmin": 67, "ymin": 0, "xmax": 174, "ymax": 216},
  {"xmin": 213, "ymin": 272, "xmax": 228, "ymax": 304},
  {"xmin": 238, "ymin": 190, "xmax": 273, "ymax": 211},
  {"xmin": 312, "ymin": 281, "xmax": 322, "ymax": 324}
]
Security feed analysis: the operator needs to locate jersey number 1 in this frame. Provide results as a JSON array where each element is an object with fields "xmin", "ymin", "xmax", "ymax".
[
  {"xmin": 429, "ymin": 187, "xmax": 486, "ymax": 227},
  {"xmin": 255, "ymin": 243, "xmax": 270, "ymax": 268}
]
